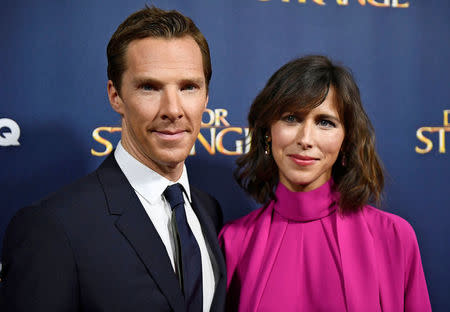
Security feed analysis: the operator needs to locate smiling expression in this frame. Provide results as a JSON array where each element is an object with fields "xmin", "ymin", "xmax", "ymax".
[
  {"xmin": 270, "ymin": 87, "xmax": 345, "ymax": 192},
  {"xmin": 107, "ymin": 36, "xmax": 208, "ymax": 181}
]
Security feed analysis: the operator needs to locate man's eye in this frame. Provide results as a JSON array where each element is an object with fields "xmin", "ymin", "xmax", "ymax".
[
  {"xmin": 182, "ymin": 84, "xmax": 197, "ymax": 91},
  {"xmin": 318, "ymin": 119, "xmax": 336, "ymax": 128},
  {"xmin": 141, "ymin": 84, "xmax": 155, "ymax": 91}
]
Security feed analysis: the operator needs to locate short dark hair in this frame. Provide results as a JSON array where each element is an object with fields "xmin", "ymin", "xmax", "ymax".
[
  {"xmin": 107, "ymin": 6, "xmax": 212, "ymax": 93},
  {"xmin": 235, "ymin": 55, "xmax": 384, "ymax": 213}
]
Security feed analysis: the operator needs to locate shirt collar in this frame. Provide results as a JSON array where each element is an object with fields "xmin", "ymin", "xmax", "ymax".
[{"xmin": 114, "ymin": 141, "xmax": 191, "ymax": 204}]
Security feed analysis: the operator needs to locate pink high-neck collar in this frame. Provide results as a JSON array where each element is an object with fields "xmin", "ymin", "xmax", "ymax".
[{"xmin": 274, "ymin": 179, "xmax": 339, "ymax": 222}]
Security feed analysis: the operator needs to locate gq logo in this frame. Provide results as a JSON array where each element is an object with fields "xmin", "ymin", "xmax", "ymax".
[{"xmin": 0, "ymin": 118, "xmax": 21, "ymax": 146}]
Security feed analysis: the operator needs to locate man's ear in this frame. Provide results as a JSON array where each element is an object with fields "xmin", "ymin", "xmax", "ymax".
[{"xmin": 107, "ymin": 80, "xmax": 124, "ymax": 116}]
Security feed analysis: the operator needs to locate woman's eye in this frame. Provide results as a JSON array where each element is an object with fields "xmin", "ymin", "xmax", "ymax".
[
  {"xmin": 282, "ymin": 114, "xmax": 297, "ymax": 123},
  {"xmin": 318, "ymin": 119, "xmax": 336, "ymax": 128}
]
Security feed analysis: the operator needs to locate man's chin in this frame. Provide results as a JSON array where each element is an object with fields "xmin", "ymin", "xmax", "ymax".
[{"xmin": 154, "ymin": 151, "xmax": 190, "ymax": 168}]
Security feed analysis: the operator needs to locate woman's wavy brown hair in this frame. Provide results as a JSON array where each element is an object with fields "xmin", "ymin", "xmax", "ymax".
[{"xmin": 235, "ymin": 55, "xmax": 384, "ymax": 213}]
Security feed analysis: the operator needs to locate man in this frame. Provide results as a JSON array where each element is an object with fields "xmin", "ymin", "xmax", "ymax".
[{"xmin": 1, "ymin": 6, "xmax": 226, "ymax": 311}]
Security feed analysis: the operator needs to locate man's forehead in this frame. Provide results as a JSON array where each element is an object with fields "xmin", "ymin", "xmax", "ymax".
[{"xmin": 125, "ymin": 36, "xmax": 202, "ymax": 65}]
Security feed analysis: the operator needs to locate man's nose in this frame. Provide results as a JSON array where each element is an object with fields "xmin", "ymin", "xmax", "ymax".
[{"xmin": 160, "ymin": 88, "xmax": 183, "ymax": 121}]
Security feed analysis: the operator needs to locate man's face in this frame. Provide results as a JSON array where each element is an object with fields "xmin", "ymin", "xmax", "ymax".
[{"xmin": 108, "ymin": 36, "xmax": 208, "ymax": 181}]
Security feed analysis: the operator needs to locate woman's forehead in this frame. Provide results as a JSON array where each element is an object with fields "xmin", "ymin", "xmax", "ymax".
[{"xmin": 279, "ymin": 86, "xmax": 341, "ymax": 116}]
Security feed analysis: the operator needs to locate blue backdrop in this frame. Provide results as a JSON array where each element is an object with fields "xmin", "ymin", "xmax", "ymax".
[{"xmin": 1, "ymin": 0, "xmax": 449, "ymax": 310}]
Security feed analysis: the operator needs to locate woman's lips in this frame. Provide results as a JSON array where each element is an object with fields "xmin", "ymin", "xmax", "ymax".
[{"xmin": 288, "ymin": 154, "xmax": 318, "ymax": 166}]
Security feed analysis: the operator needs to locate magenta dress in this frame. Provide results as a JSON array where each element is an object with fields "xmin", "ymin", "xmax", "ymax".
[{"xmin": 219, "ymin": 180, "xmax": 431, "ymax": 311}]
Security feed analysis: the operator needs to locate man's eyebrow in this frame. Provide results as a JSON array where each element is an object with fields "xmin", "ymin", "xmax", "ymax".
[
  {"xmin": 178, "ymin": 78, "xmax": 205, "ymax": 85},
  {"xmin": 132, "ymin": 76, "xmax": 205, "ymax": 86},
  {"xmin": 133, "ymin": 77, "xmax": 163, "ymax": 87}
]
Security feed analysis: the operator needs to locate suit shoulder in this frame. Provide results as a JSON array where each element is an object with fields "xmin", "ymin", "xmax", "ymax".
[
  {"xmin": 190, "ymin": 185, "xmax": 220, "ymax": 206},
  {"xmin": 2, "ymin": 201, "xmax": 74, "ymax": 272},
  {"xmin": 4, "ymin": 203, "xmax": 58, "ymax": 239},
  {"xmin": 40, "ymin": 171, "xmax": 103, "ymax": 206},
  {"xmin": 190, "ymin": 185, "xmax": 223, "ymax": 229},
  {"xmin": 28, "ymin": 170, "xmax": 110, "ymax": 223},
  {"xmin": 5, "ymin": 170, "xmax": 107, "ymax": 244},
  {"xmin": 1, "ymin": 202, "xmax": 79, "ymax": 310},
  {"xmin": 4, "ymin": 170, "xmax": 101, "ymax": 237}
]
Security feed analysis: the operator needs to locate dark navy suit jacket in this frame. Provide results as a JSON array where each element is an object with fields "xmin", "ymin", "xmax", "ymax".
[{"xmin": 1, "ymin": 154, "xmax": 226, "ymax": 311}]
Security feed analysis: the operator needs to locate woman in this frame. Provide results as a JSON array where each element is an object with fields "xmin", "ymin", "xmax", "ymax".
[{"xmin": 219, "ymin": 55, "xmax": 431, "ymax": 311}]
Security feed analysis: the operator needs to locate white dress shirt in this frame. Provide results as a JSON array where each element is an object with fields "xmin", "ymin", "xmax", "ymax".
[{"xmin": 114, "ymin": 141, "xmax": 216, "ymax": 312}]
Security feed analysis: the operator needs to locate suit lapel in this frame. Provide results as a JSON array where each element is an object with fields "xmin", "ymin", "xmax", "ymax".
[
  {"xmin": 190, "ymin": 190, "xmax": 227, "ymax": 311},
  {"xmin": 96, "ymin": 154, "xmax": 185, "ymax": 312}
]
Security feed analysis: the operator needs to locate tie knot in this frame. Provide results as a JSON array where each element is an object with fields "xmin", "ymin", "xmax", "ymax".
[{"xmin": 164, "ymin": 183, "xmax": 185, "ymax": 211}]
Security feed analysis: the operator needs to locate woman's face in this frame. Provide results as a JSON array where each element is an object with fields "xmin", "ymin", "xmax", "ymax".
[{"xmin": 270, "ymin": 87, "xmax": 345, "ymax": 192}]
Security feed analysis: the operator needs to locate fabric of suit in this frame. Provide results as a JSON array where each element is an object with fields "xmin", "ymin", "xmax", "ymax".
[{"xmin": 1, "ymin": 154, "xmax": 226, "ymax": 312}]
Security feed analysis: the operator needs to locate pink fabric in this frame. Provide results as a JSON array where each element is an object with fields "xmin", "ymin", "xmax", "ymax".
[{"xmin": 219, "ymin": 180, "xmax": 431, "ymax": 311}]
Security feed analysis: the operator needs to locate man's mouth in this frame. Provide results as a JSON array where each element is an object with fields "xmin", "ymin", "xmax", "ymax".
[{"xmin": 152, "ymin": 129, "xmax": 187, "ymax": 140}]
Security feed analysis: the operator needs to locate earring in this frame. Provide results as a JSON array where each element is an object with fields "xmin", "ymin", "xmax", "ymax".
[
  {"xmin": 264, "ymin": 135, "xmax": 271, "ymax": 156},
  {"xmin": 341, "ymin": 154, "xmax": 346, "ymax": 167}
]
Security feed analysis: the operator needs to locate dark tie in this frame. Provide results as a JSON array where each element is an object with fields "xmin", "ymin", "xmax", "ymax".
[{"xmin": 164, "ymin": 183, "xmax": 203, "ymax": 312}]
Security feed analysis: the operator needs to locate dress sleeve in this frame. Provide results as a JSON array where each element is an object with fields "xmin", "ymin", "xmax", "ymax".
[
  {"xmin": 1, "ymin": 204, "xmax": 79, "ymax": 312},
  {"xmin": 400, "ymin": 220, "xmax": 432, "ymax": 311},
  {"xmin": 218, "ymin": 223, "xmax": 239, "ymax": 289},
  {"xmin": 219, "ymin": 222, "xmax": 249, "ymax": 312}
]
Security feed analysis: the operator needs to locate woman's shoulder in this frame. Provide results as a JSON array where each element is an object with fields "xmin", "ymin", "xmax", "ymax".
[
  {"xmin": 220, "ymin": 204, "xmax": 270, "ymax": 238},
  {"xmin": 219, "ymin": 201, "xmax": 278, "ymax": 251},
  {"xmin": 362, "ymin": 205, "xmax": 418, "ymax": 244}
]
